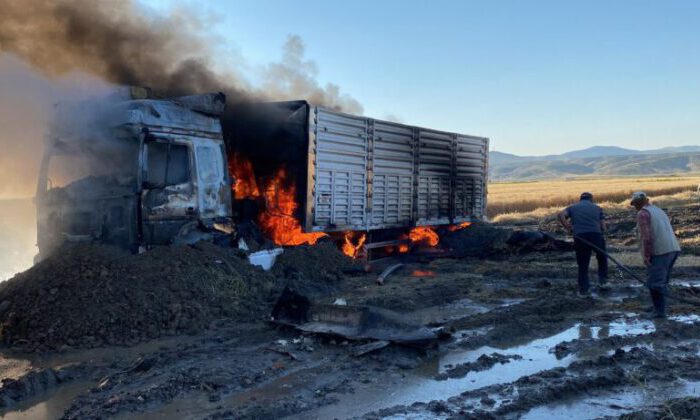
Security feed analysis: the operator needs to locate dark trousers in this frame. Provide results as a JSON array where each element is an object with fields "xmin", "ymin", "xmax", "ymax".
[
  {"xmin": 647, "ymin": 251, "xmax": 680, "ymax": 316},
  {"xmin": 573, "ymin": 232, "xmax": 609, "ymax": 293}
]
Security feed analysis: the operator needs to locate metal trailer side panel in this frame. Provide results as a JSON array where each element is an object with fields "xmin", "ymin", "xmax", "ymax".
[
  {"xmin": 483, "ymin": 137, "xmax": 490, "ymax": 221},
  {"xmin": 453, "ymin": 134, "xmax": 489, "ymax": 221},
  {"xmin": 311, "ymin": 107, "xmax": 368, "ymax": 230},
  {"xmin": 306, "ymin": 106, "xmax": 488, "ymax": 232},
  {"xmin": 370, "ymin": 121, "xmax": 414, "ymax": 229},
  {"xmin": 416, "ymin": 129, "xmax": 453, "ymax": 226}
]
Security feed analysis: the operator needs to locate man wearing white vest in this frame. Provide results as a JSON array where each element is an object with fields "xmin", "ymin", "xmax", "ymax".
[{"xmin": 631, "ymin": 192, "xmax": 681, "ymax": 318}]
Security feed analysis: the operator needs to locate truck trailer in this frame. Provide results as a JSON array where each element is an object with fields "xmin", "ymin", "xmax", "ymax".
[
  {"xmin": 35, "ymin": 90, "xmax": 488, "ymax": 257},
  {"xmin": 227, "ymin": 101, "xmax": 489, "ymax": 233}
]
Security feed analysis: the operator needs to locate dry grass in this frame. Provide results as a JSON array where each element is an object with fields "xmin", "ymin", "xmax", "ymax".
[{"xmin": 488, "ymin": 176, "xmax": 700, "ymax": 223}]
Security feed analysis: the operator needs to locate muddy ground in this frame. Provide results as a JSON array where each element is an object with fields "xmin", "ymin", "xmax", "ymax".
[{"xmin": 1, "ymin": 205, "xmax": 699, "ymax": 419}]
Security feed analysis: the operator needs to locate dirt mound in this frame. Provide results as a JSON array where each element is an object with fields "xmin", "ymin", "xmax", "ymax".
[
  {"xmin": 441, "ymin": 224, "xmax": 572, "ymax": 257},
  {"xmin": 506, "ymin": 231, "xmax": 573, "ymax": 253},
  {"xmin": 441, "ymin": 224, "xmax": 513, "ymax": 257},
  {"xmin": 272, "ymin": 240, "xmax": 361, "ymax": 298},
  {"xmin": 0, "ymin": 243, "xmax": 278, "ymax": 351}
]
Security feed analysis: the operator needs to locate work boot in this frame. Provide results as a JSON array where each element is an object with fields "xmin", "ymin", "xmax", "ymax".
[{"xmin": 650, "ymin": 290, "xmax": 666, "ymax": 318}]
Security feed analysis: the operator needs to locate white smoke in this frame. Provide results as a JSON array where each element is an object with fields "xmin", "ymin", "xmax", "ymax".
[
  {"xmin": 0, "ymin": 54, "xmax": 112, "ymax": 280},
  {"xmin": 0, "ymin": 54, "xmax": 113, "ymax": 198}
]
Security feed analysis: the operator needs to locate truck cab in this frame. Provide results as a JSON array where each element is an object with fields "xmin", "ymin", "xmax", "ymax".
[{"xmin": 35, "ymin": 89, "xmax": 233, "ymax": 258}]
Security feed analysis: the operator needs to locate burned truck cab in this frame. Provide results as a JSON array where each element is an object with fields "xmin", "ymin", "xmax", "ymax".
[{"xmin": 35, "ymin": 89, "xmax": 232, "ymax": 258}]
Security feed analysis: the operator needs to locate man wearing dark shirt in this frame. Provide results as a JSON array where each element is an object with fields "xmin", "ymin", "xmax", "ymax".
[{"xmin": 558, "ymin": 192, "xmax": 608, "ymax": 296}]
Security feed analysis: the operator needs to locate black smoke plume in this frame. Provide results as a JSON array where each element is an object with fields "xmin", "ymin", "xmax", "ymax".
[{"xmin": 0, "ymin": 0, "xmax": 362, "ymax": 198}]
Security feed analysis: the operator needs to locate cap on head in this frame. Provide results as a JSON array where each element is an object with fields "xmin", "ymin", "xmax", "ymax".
[
  {"xmin": 580, "ymin": 192, "xmax": 593, "ymax": 201},
  {"xmin": 630, "ymin": 191, "xmax": 648, "ymax": 205}
]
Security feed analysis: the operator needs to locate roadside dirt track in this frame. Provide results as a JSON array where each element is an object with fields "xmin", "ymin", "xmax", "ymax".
[{"xmin": 0, "ymin": 205, "xmax": 699, "ymax": 419}]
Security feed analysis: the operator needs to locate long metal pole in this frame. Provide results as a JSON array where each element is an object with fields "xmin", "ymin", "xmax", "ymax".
[{"xmin": 573, "ymin": 234, "xmax": 700, "ymax": 307}]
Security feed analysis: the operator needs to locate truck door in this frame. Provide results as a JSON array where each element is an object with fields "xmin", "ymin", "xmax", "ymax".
[
  {"xmin": 193, "ymin": 141, "xmax": 230, "ymax": 223},
  {"xmin": 141, "ymin": 139, "xmax": 197, "ymax": 244}
]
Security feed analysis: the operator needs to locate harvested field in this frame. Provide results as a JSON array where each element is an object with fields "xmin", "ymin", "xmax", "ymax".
[{"xmin": 488, "ymin": 176, "xmax": 700, "ymax": 220}]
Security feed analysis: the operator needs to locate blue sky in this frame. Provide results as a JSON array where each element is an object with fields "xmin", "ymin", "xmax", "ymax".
[{"xmin": 141, "ymin": 0, "xmax": 700, "ymax": 156}]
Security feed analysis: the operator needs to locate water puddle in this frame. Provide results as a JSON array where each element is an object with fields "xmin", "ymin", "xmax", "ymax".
[
  {"xmin": 0, "ymin": 380, "xmax": 93, "ymax": 420},
  {"xmin": 299, "ymin": 317, "xmax": 659, "ymax": 419},
  {"xmin": 675, "ymin": 279, "xmax": 700, "ymax": 288},
  {"xmin": 0, "ymin": 334, "xmax": 213, "ymax": 419},
  {"xmin": 605, "ymin": 317, "xmax": 655, "ymax": 337},
  {"xmin": 522, "ymin": 380, "xmax": 700, "ymax": 419},
  {"xmin": 669, "ymin": 314, "xmax": 700, "ymax": 324}
]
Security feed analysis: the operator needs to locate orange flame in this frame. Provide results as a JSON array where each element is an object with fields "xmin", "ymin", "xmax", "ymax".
[
  {"xmin": 398, "ymin": 243, "xmax": 409, "ymax": 253},
  {"xmin": 258, "ymin": 168, "xmax": 327, "ymax": 246},
  {"xmin": 412, "ymin": 269, "xmax": 436, "ymax": 277},
  {"xmin": 341, "ymin": 231, "xmax": 366, "ymax": 259},
  {"xmin": 408, "ymin": 226, "xmax": 439, "ymax": 247},
  {"xmin": 447, "ymin": 221, "xmax": 472, "ymax": 232},
  {"xmin": 230, "ymin": 153, "xmax": 260, "ymax": 199}
]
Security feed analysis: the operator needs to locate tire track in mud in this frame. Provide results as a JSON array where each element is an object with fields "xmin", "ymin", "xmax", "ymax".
[
  {"xmin": 357, "ymin": 306, "xmax": 700, "ymax": 420},
  {"xmin": 2, "ymin": 245, "xmax": 698, "ymax": 420},
  {"xmin": 361, "ymin": 335, "xmax": 700, "ymax": 419},
  {"xmin": 339, "ymin": 270, "xmax": 700, "ymax": 419},
  {"xmin": 59, "ymin": 328, "xmax": 315, "ymax": 419},
  {"xmin": 446, "ymin": 293, "xmax": 599, "ymax": 350}
]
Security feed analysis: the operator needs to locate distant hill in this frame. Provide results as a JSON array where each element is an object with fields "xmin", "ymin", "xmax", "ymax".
[
  {"xmin": 489, "ymin": 146, "xmax": 700, "ymax": 181},
  {"xmin": 489, "ymin": 151, "xmax": 530, "ymax": 165},
  {"xmin": 561, "ymin": 146, "xmax": 639, "ymax": 159}
]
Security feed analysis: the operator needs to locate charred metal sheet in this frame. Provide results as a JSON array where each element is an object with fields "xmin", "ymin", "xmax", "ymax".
[
  {"xmin": 296, "ymin": 305, "xmax": 438, "ymax": 346},
  {"xmin": 353, "ymin": 340, "xmax": 391, "ymax": 357},
  {"xmin": 271, "ymin": 291, "xmax": 438, "ymax": 347},
  {"xmin": 145, "ymin": 183, "xmax": 197, "ymax": 219}
]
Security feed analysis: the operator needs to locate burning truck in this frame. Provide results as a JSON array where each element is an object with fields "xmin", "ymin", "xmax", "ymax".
[{"xmin": 35, "ymin": 88, "xmax": 489, "ymax": 259}]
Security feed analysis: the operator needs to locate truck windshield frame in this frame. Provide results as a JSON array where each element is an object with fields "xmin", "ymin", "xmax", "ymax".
[
  {"xmin": 145, "ymin": 140, "xmax": 192, "ymax": 189},
  {"xmin": 41, "ymin": 139, "xmax": 140, "ymax": 193}
]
